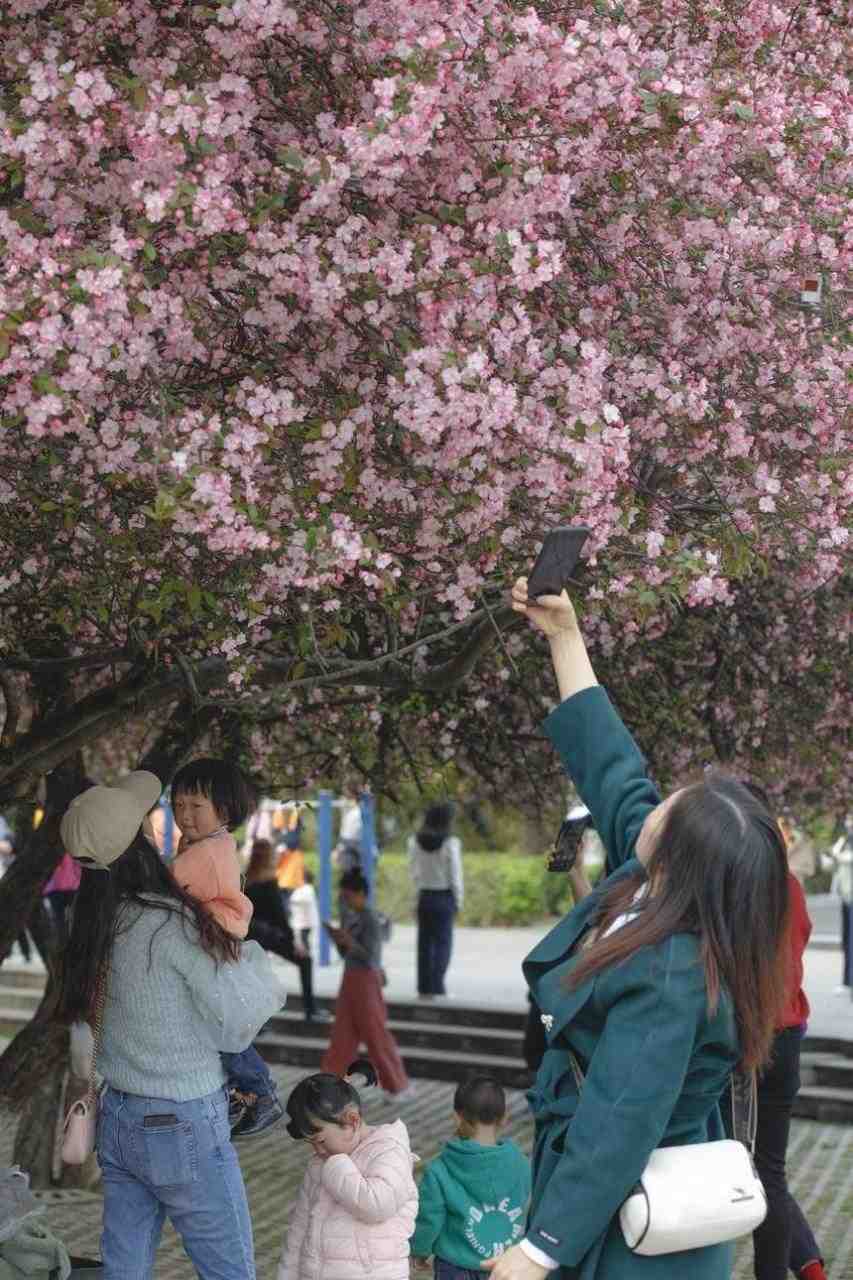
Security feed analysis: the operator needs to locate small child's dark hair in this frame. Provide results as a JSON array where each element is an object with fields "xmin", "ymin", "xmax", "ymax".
[
  {"xmin": 339, "ymin": 867, "xmax": 368, "ymax": 895},
  {"xmin": 454, "ymin": 1075, "xmax": 507, "ymax": 1126},
  {"xmin": 171, "ymin": 758, "xmax": 258, "ymax": 830},
  {"xmin": 304, "ymin": 868, "xmax": 314, "ymax": 885},
  {"xmin": 285, "ymin": 1059, "xmax": 377, "ymax": 1140}
]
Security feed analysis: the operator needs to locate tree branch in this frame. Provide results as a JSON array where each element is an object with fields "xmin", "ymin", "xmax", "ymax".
[
  {"xmin": 0, "ymin": 602, "xmax": 518, "ymax": 802},
  {"xmin": 0, "ymin": 672, "xmax": 20, "ymax": 750},
  {"xmin": 0, "ymin": 648, "xmax": 132, "ymax": 673},
  {"xmin": 418, "ymin": 605, "xmax": 520, "ymax": 692},
  {"xmin": 138, "ymin": 699, "xmax": 221, "ymax": 783}
]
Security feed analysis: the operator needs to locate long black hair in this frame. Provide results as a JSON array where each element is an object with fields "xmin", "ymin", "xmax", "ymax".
[
  {"xmin": 416, "ymin": 802, "xmax": 454, "ymax": 853},
  {"xmin": 568, "ymin": 771, "xmax": 789, "ymax": 1071},
  {"xmin": 54, "ymin": 829, "xmax": 240, "ymax": 1025}
]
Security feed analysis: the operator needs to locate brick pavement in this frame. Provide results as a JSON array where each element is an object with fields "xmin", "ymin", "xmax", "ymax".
[{"xmin": 2, "ymin": 1065, "xmax": 851, "ymax": 1279}]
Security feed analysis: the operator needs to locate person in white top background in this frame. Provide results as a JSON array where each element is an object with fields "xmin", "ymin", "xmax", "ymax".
[
  {"xmin": 288, "ymin": 868, "xmax": 320, "ymax": 957},
  {"xmin": 334, "ymin": 781, "xmax": 365, "ymax": 873},
  {"xmin": 408, "ymin": 803, "xmax": 464, "ymax": 999}
]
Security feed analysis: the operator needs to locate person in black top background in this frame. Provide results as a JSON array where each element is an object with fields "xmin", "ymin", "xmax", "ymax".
[{"xmin": 245, "ymin": 839, "xmax": 330, "ymax": 1023}]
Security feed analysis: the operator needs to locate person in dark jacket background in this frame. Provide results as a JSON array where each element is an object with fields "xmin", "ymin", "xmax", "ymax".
[{"xmin": 245, "ymin": 839, "xmax": 328, "ymax": 1024}]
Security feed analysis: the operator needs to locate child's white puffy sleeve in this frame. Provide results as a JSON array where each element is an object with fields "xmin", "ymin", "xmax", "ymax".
[{"xmin": 321, "ymin": 1143, "xmax": 415, "ymax": 1224}]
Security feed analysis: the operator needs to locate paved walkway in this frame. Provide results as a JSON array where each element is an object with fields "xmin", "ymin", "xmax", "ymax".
[{"xmin": 3, "ymin": 1066, "xmax": 851, "ymax": 1279}]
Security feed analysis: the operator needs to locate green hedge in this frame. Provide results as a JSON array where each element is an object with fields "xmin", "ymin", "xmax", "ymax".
[
  {"xmin": 304, "ymin": 852, "xmax": 601, "ymax": 927},
  {"xmin": 300, "ymin": 851, "xmax": 832, "ymax": 926}
]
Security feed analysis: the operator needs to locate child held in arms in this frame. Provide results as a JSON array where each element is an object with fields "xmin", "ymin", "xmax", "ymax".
[{"xmin": 170, "ymin": 758, "xmax": 283, "ymax": 1139}]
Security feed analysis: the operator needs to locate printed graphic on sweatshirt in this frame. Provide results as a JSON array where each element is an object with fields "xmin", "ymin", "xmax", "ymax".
[{"xmin": 464, "ymin": 1197, "xmax": 526, "ymax": 1260}]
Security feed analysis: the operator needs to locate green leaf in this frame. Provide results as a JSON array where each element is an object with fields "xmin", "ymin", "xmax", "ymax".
[
  {"xmin": 277, "ymin": 146, "xmax": 304, "ymax": 172},
  {"xmin": 32, "ymin": 373, "xmax": 61, "ymax": 396},
  {"xmin": 733, "ymin": 104, "xmax": 754, "ymax": 121}
]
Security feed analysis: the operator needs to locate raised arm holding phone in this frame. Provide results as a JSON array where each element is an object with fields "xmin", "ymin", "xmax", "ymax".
[{"xmin": 483, "ymin": 578, "xmax": 791, "ymax": 1280}]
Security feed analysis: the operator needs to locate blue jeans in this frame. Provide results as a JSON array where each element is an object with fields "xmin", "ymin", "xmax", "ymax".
[
  {"xmin": 221, "ymin": 1046, "xmax": 274, "ymax": 1098},
  {"xmin": 97, "ymin": 1085, "xmax": 255, "ymax": 1280},
  {"xmin": 417, "ymin": 889, "xmax": 455, "ymax": 995}
]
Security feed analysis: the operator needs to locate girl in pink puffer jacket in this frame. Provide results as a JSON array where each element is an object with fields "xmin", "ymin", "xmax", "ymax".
[{"xmin": 279, "ymin": 1061, "xmax": 418, "ymax": 1280}]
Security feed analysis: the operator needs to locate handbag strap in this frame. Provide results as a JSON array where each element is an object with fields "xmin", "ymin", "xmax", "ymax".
[
  {"xmin": 730, "ymin": 1069, "xmax": 758, "ymax": 1154},
  {"xmin": 86, "ymin": 968, "xmax": 108, "ymax": 1105},
  {"xmin": 570, "ymin": 1050, "xmax": 758, "ymax": 1154}
]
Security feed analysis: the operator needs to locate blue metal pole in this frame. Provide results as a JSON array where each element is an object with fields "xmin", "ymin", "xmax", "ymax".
[
  {"xmin": 317, "ymin": 791, "xmax": 333, "ymax": 966},
  {"xmin": 161, "ymin": 797, "xmax": 174, "ymax": 861},
  {"xmin": 360, "ymin": 793, "xmax": 376, "ymax": 903}
]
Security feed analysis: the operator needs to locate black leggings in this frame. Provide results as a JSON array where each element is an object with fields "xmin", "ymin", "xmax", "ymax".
[
  {"xmin": 753, "ymin": 1026, "xmax": 822, "ymax": 1279},
  {"xmin": 248, "ymin": 918, "xmax": 316, "ymax": 1018}
]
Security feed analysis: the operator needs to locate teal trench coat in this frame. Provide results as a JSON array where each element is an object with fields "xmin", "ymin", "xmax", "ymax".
[{"xmin": 523, "ymin": 686, "xmax": 740, "ymax": 1279}]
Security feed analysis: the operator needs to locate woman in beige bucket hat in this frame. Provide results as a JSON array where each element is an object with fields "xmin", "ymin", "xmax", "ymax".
[{"xmin": 55, "ymin": 772, "xmax": 286, "ymax": 1280}]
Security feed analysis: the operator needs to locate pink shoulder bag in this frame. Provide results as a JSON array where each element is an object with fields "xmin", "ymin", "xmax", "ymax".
[{"xmin": 62, "ymin": 971, "xmax": 106, "ymax": 1166}]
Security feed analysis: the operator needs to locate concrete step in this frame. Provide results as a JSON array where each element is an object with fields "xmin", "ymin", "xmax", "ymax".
[
  {"xmin": 267, "ymin": 1008, "xmax": 524, "ymax": 1058},
  {"xmin": 801, "ymin": 1052, "xmax": 853, "ymax": 1090},
  {"xmin": 383, "ymin": 998, "xmax": 525, "ymax": 1032},
  {"xmin": 801, "ymin": 1035, "xmax": 853, "ymax": 1060},
  {"xmin": 256, "ymin": 1029, "xmax": 532, "ymax": 1089},
  {"xmin": 1, "ymin": 976, "xmax": 851, "ymax": 1119},
  {"xmin": 0, "ymin": 988, "xmax": 45, "ymax": 1012},
  {"xmin": 793, "ymin": 1085, "xmax": 853, "ymax": 1124},
  {"xmin": 0, "ymin": 968, "xmax": 48, "ymax": 990}
]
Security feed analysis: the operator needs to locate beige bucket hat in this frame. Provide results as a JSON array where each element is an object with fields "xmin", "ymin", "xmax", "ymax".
[{"xmin": 60, "ymin": 772, "xmax": 163, "ymax": 870}]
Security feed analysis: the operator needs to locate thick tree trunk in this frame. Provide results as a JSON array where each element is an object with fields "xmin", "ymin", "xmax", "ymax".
[
  {"xmin": 0, "ymin": 757, "xmax": 87, "ymax": 1183},
  {"xmin": 9, "ymin": 1027, "xmax": 101, "ymax": 1190},
  {"xmin": 0, "ymin": 755, "xmax": 87, "ymax": 965},
  {"xmin": 11, "ymin": 1052, "xmax": 66, "ymax": 1190}
]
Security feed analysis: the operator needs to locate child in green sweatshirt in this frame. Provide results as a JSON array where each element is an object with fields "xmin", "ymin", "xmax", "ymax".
[{"xmin": 410, "ymin": 1076, "xmax": 531, "ymax": 1279}]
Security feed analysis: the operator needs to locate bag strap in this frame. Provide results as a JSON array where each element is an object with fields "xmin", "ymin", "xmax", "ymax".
[
  {"xmin": 728, "ymin": 1069, "xmax": 759, "ymax": 1152},
  {"xmin": 572, "ymin": 1051, "xmax": 757, "ymax": 1153},
  {"xmin": 86, "ymin": 968, "xmax": 108, "ymax": 1105}
]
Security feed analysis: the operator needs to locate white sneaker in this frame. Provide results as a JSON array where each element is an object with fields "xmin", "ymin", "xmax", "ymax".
[
  {"xmin": 382, "ymin": 1085, "xmax": 417, "ymax": 1105},
  {"xmin": 832, "ymin": 985, "xmax": 851, "ymax": 996}
]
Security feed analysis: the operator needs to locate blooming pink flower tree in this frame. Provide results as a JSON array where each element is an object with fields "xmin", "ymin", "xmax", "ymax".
[
  {"xmin": 0, "ymin": 0, "xmax": 849, "ymax": 821},
  {"xmin": 0, "ymin": 0, "xmax": 850, "ymax": 1179}
]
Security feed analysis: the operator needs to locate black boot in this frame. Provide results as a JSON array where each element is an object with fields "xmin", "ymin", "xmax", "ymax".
[{"xmin": 230, "ymin": 1094, "xmax": 285, "ymax": 1141}]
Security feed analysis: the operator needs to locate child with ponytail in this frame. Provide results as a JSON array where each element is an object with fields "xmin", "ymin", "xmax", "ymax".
[{"xmin": 278, "ymin": 1060, "xmax": 418, "ymax": 1280}]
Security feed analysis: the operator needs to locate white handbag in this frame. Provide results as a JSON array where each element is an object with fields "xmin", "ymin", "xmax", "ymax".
[
  {"xmin": 62, "ymin": 970, "xmax": 106, "ymax": 1167},
  {"xmin": 570, "ymin": 1055, "xmax": 766, "ymax": 1256}
]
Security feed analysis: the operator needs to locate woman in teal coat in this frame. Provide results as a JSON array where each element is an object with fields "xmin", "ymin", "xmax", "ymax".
[{"xmin": 484, "ymin": 581, "xmax": 790, "ymax": 1280}]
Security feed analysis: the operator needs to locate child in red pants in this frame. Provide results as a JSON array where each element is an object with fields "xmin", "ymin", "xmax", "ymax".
[{"xmin": 322, "ymin": 869, "xmax": 413, "ymax": 1101}]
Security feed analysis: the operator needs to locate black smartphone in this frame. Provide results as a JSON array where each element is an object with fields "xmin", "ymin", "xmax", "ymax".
[
  {"xmin": 527, "ymin": 526, "xmax": 590, "ymax": 599},
  {"xmin": 546, "ymin": 806, "xmax": 593, "ymax": 873}
]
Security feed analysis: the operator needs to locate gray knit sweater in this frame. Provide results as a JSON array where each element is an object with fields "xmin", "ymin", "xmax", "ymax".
[{"xmin": 96, "ymin": 897, "xmax": 286, "ymax": 1101}]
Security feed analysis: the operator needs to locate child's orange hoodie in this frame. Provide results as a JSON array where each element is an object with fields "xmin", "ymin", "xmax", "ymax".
[{"xmin": 170, "ymin": 829, "xmax": 253, "ymax": 938}]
